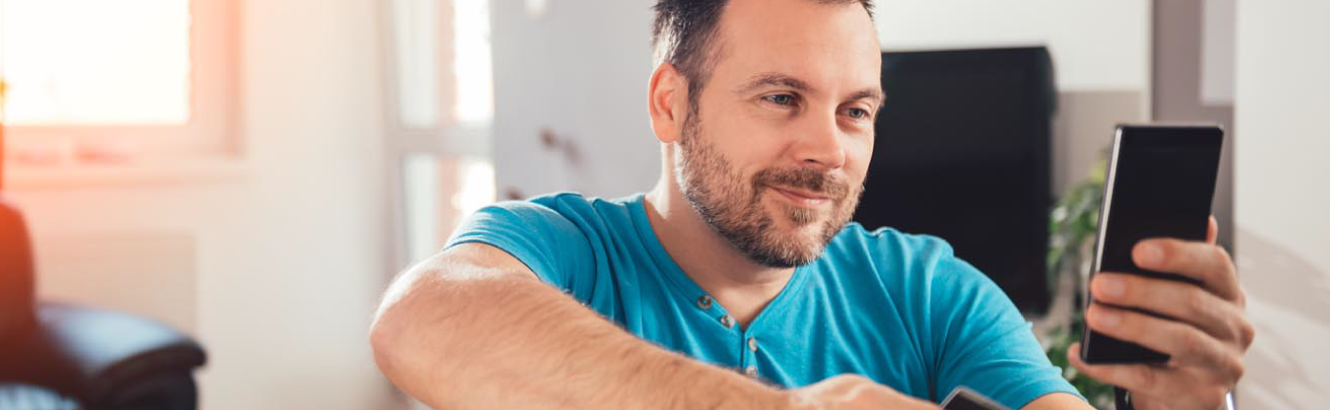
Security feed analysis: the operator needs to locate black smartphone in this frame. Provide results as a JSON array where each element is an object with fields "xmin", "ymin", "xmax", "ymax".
[
  {"xmin": 941, "ymin": 387, "xmax": 1009, "ymax": 410},
  {"xmin": 1080, "ymin": 124, "xmax": 1224, "ymax": 364}
]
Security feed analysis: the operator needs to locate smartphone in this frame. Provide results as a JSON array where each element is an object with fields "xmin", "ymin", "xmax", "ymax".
[
  {"xmin": 942, "ymin": 386, "xmax": 1009, "ymax": 410},
  {"xmin": 1080, "ymin": 124, "xmax": 1224, "ymax": 364}
]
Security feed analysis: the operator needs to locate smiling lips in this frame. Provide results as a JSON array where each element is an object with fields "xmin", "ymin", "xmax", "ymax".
[{"xmin": 769, "ymin": 185, "xmax": 833, "ymax": 208}]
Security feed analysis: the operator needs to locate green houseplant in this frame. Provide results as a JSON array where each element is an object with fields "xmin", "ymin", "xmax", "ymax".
[{"xmin": 1043, "ymin": 154, "xmax": 1116, "ymax": 409}]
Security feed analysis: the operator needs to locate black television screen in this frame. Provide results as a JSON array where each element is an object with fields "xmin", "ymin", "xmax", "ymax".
[{"xmin": 855, "ymin": 47, "xmax": 1055, "ymax": 313}]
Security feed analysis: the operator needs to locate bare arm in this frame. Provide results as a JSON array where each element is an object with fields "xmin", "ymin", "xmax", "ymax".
[
  {"xmin": 1021, "ymin": 393, "xmax": 1095, "ymax": 410},
  {"xmin": 369, "ymin": 242, "xmax": 790, "ymax": 410}
]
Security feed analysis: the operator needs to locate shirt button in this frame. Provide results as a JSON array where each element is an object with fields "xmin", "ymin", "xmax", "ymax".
[
  {"xmin": 696, "ymin": 295, "xmax": 713, "ymax": 310},
  {"xmin": 719, "ymin": 315, "xmax": 734, "ymax": 328},
  {"xmin": 745, "ymin": 365, "xmax": 758, "ymax": 378},
  {"xmin": 747, "ymin": 337, "xmax": 758, "ymax": 352}
]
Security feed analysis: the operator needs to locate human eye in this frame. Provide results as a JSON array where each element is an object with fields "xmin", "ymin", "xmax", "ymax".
[
  {"xmin": 761, "ymin": 93, "xmax": 799, "ymax": 107},
  {"xmin": 842, "ymin": 105, "xmax": 874, "ymax": 122}
]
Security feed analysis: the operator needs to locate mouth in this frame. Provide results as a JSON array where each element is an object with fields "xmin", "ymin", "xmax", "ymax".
[{"xmin": 768, "ymin": 185, "xmax": 832, "ymax": 208}]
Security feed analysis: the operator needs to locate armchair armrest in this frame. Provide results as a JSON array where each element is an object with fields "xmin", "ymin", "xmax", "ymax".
[{"xmin": 0, "ymin": 303, "xmax": 206, "ymax": 404}]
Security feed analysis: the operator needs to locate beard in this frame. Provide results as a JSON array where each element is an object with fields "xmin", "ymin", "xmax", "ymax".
[{"xmin": 675, "ymin": 104, "xmax": 864, "ymax": 268}]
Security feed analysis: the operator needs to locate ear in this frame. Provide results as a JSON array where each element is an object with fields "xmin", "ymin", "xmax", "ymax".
[{"xmin": 648, "ymin": 62, "xmax": 688, "ymax": 144}]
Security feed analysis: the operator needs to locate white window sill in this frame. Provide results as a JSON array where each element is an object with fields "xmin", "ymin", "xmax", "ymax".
[{"xmin": 4, "ymin": 156, "xmax": 248, "ymax": 190}]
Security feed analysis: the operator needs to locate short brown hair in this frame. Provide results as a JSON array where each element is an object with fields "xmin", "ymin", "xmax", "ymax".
[{"xmin": 650, "ymin": 0, "xmax": 875, "ymax": 104}]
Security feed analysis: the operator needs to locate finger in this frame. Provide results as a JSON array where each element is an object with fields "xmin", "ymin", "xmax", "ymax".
[
  {"xmin": 1067, "ymin": 343, "xmax": 1183, "ymax": 398},
  {"xmin": 1207, "ymin": 216, "xmax": 1219, "ymax": 245},
  {"xmin": 1091, "ymin": 273, "xmax": 1252, "ymax": 346},
  {"xmin": 1085, "ymin": 304, "xmax": 1239, "ymax": 373},
  {"xmin": 1132, "ymin": 238, "xmax": 1241, "ymax": 302}
]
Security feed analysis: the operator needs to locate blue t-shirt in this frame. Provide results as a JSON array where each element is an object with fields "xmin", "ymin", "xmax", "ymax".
[{"xmin": 445, "ymin": 192, "xmax": 1080, "ymax": 408}]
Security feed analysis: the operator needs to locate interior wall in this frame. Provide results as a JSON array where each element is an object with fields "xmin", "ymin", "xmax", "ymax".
[
  {"xmin": 1233, "ymin": 0, "xmax": 1330, "ymax": 407},
  {"xmin": 6, "ymin": 0, "xmax": 401, "ymax": 408},
  {"xmin": 489, "ymin": 0, "xmax": 659, "ymax": 201},
  {"xmin": 873, "ymin": 0, "xmax": 1151, "ymax": 92},
  {"xmin": 1152, "ymin": 0, "xmax": 1236, "ymax": 251}
]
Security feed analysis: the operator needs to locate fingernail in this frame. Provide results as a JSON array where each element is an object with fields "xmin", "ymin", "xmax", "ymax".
[
  {"xmin": 1096, "ymin": 275, "xmax": 1125, "ymax": 299},
  {"xmin": 1138, "ymin": 242, "xmax": 1164, "ymax": 266},
  {"xmin": 1093, "ymin": 308, "xmax": 1121, "ymax": 328}
]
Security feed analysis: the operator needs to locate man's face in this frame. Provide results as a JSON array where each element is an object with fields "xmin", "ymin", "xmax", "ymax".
[{"xmin": 675, "ymin": 0, "xmax": 883, "ymax": 268}]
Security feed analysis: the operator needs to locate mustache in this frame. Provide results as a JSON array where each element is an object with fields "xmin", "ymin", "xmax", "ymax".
[{"xmin": 751, "ymin": 167, "xmax": 852, "ymax": 200}]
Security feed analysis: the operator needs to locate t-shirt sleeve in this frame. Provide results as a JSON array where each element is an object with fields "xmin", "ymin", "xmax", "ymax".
[
  {"xmin": 443, "ymin": 200, "xmax": 595, "ymax": 296},
  {"xmin": 928, "ymin": 251, "xmax": 1084, "ymax": 409}
]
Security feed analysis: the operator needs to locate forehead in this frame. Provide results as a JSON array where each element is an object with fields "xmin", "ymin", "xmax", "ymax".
[{"xmin": 710, "ymin": 0, "xmax": 881, "ymax": 91}]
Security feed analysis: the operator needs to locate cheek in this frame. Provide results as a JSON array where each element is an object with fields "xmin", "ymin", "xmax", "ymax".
[
  {"xmin": 844, "ymin": 137, "xmax": 873, "ymax": 180},
  {"xmin": 713, "ymin": 101, "xmax": 793, "ymax": 145},
  {"xmin": 709, "ymin": 122, "xmax": 788, "ymax": 171}
]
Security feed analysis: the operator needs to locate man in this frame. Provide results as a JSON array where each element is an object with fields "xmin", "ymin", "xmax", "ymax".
[{"xmin": 370, "ymin": 0, "xmax": 1253, "ymax": 408}]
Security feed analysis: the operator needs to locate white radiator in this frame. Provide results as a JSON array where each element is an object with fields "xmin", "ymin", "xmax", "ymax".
[{"xmin": 32, "ymin": 231, "xmax": 198, "ymax": 333}]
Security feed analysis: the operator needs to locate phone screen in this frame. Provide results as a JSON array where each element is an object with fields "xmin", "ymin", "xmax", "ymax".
[
  {"xmin": 1081, "ymin": 125, "xmax": 1224, "ymax": 364},
  {"xmin": 942, "ymin": 387, "xmax": 1009, "ymax": 410}
]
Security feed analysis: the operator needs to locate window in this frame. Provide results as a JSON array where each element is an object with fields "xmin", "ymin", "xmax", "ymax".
[
  {"xmin": 0, "ymin": 0, "xmax": 239, "ymax": 174},
  {"xmin": 2, "ymin": 0, "xmax": 190, "ymax": 125},
  {"xmin": 386, "ymin": 0, "xmax": 496, "ymax": 267},
  {"xmin": 450, "ymin": 0, "xmax": 493, "ymax": 124}
]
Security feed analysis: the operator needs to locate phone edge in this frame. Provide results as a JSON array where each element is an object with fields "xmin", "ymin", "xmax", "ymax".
[{"xmin": 1080, "ymin": 126, "xmax": 1125, "ymax": 362}]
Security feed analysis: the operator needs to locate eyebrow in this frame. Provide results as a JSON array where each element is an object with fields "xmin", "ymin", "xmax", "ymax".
[
  {"xmin": 847, "ymin": 88, "xmax": 887, "ymax": 109},
  {"xmin": 736, "ymin": 72, "xmax": 886, "ymax": 107},
  {"xmin": 735, "ymin": 72, "xmax": 812, "ymax": 94}
]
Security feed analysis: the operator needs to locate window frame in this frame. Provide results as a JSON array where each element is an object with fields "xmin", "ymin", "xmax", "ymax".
[
  {"xmin": 380, "ymin": 0, "xmax": 494, "ymax": 270},
  {"xmin": 1, "ymin": 0, "xmax": 242, "ymax": 184}
]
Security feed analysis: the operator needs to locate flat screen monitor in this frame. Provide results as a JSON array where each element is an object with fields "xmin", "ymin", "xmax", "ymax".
[{"xmin": 855, "ymin": 47, "xmax": 1055, "ymax": 313}]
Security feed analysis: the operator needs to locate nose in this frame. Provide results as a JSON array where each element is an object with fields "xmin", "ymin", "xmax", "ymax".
[{"xmin": 788, "ymin": 110, "xmax": 847, "ymax": 171}]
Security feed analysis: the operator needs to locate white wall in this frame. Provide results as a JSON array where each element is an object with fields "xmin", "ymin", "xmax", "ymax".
[
  {"xmin": 8, "ymin": 0, "xmax": 401, "ymax": 408},
  {"xmin": 490, "ymin": 0, "xmax": 660, "ymax": 200},
  {"xmin": 873, "ymin": 0, "xmax": 1151, "ymax": 92},
  {"xmin": 1201, "ymin": 0, "xmax": 1237, "ymax": 106},
  {"xmin": 1233, "ymin": 0, "xmax": 1330, "ymax": 407}
]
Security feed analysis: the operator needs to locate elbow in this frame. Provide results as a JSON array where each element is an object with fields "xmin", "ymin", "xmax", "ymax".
[
  {"xmin": 371, "ymin": 270, "xmax": 425, "ymax": 380},
  {"xmin": 370, "ymin": 265, "xmax": 428, "ymax": 375},
  {"xmin": 369, "ymin": 306, "xmax": 404, "ymax": 377},
  {"xmin": 371, "ymin": 308, "xmax": 444, "ymax": 407}
]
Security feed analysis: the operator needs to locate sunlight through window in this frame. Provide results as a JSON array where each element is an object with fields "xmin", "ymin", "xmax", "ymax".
[
  {"xmin": 0, "ymin": 0, "xmax": 191, "ymax": 125},
  {"xmin": 452, "ymin": 0, "xmax": 493, "ymax": 124}
]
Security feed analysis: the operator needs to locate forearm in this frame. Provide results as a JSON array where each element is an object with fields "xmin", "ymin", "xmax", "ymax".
[{"xmin": 371, "ymin": 257, "xmax": 787, "ymax": 410}]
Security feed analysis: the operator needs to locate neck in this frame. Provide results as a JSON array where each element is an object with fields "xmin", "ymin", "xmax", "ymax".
[{"xmin": 643, "ymin": 171, "xmax": 795, "ymax": 329}]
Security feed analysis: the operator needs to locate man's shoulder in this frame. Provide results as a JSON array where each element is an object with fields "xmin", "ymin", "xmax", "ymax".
[
  {"xmin": 826, "ymin": 223, "xmax": 959, "ymax": 266},
  {"xmin": 452, "ymin": 192, "xmax": 647, "ymax": 251},
  {"xmin": 447, "ymin": 191, "xmax": 643, "ymax": 260},
  {"xmin": 486, "ymin": 191, "xmax": 642, "ymax": 225},
  {"xmin": 822, "ymin": 223, "xmax": 990, "ymax": 289}
]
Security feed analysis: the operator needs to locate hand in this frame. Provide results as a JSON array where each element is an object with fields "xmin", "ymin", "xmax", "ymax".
[
  {"xmin": 785, "ymin": 374, "xmax": 939, "ymax": 410},
  {"xmin": 1069, "ymin": 217, "xmax": 1254, "ymax": 410}
]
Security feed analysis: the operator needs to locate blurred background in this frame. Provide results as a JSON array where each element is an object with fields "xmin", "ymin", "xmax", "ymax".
[{"xmin": 0, "ymin": 0, "xmax": 1325, "ymax": 409}]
